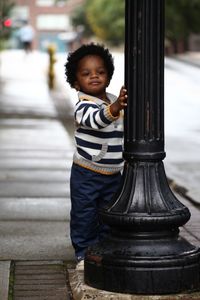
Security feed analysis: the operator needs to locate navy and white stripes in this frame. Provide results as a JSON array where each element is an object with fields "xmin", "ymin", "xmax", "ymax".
[{"xmin": 73, "ymin": 92, "xmax": 124, "ymax": 175}]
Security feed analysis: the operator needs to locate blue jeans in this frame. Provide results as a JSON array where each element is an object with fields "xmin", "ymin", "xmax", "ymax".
[{"xmin": 70, "ymin": 163, "xmax": 122, "ymax": 260}]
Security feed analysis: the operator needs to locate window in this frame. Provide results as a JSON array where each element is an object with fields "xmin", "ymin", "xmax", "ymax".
[
  {"xmin": 11, "ymin": 6, "xmax": 29, "ymax": 21},
  {"xmin": 37, "ymin": 15, "xmax": 70, "ymax": 30},
  {"xmin": 36, "ymin": 0, "xmax": 54, "ymax": 6},
  {"xmin": 36, "ymin": 0, "xmax": 66, "ymax": 7}
]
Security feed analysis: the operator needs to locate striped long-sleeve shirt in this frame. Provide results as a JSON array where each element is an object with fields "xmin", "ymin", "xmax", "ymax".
[{"xmin": 73, "ymin": 91, "xmax": 124, "ymax": 175}]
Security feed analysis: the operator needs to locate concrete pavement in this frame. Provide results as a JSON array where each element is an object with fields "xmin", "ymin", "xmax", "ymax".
[
  {"xmin": 0, "ymin": 50, "xmax": 74, "ymax": 260},
  {"xmin": 0, "ymin": 49, "xmax": 199, "ymax": 299},
  {"xmin": 0, "ymin": 50, "xmax": 75, "ymax": 299}
]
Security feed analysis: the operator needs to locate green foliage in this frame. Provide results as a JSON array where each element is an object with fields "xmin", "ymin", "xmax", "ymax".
[
  {"xmin": 0, "ymin": 0, "xmax": 14, "ymax": 17},
  {"xmin": 71, "ymin": 0, "xmax": 200, "ymax": 46},
  {"xmin": 8, "ymin": 261, "xmax": 15, "ymax": 300},
  {"xmin": 165, "ymin": 0, "xmax": 200, "ymax": 41},
  {"xmin": 71, "ymin": 3, "xmax": 93, "ymax": 37},
  {"xmin": 86, "ymin": 0, "xmax": 125, "ymax": 45},
  {"xmin": 71, "ymin": 0, "xmax": 124, "ymax": 45},
  {"xmin": 0, "ymin": 0, "xmax": 15, "ymax": 43}
]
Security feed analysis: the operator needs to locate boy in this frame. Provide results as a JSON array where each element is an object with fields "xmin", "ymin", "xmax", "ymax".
[{"xmin": 65, "ymin": 43, "xmax": 127, "ymax": 269}]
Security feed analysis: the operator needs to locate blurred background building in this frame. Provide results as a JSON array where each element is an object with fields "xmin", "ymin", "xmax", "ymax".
[
  {"xmin": 8, "ymin": 0, "xmax": 84, "ymax": 52},
  {"xmin": 1, "ymin": 0, "xmax": 200, "ymax": 53}
]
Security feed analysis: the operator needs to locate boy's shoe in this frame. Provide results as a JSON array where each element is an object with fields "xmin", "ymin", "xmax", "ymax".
[{"xmin": 76, "ymin": 259, "xmax": 84, "ymax": 271}]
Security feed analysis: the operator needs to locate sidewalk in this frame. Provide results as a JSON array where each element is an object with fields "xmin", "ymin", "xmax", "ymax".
[
  {"xmin": 0, "ymin": 50, "xmax": 75, "ymax": 299},
  {"xmin": 0, "ymin": 49, "xmax": 199, "ymax": 299}
]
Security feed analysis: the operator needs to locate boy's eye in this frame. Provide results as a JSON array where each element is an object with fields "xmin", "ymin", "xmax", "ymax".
[
  {"xmin": 98, "ymin": 70, "xmax": 105, "ymax": 74},
  {"xmin": 80, "ymin": 69, "xmax": 107, "ymax": 76},
  {"xmin": 81, "ymin": 71, "xmax": 89, "ymax": 76}
]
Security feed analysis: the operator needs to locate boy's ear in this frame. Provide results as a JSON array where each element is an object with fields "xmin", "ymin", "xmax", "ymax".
[
  {"xmin": 74, "ymin": 81, "xmax": 80, "ymax": 91},
  {"xmin": 106, "ymin": 79, "xmax": 110, "ymax": 87}
]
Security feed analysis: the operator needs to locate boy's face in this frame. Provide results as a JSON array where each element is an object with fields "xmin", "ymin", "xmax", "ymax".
[{"xmin": 74, "ymin": 55, "xmax": 110, "ymax": 99}]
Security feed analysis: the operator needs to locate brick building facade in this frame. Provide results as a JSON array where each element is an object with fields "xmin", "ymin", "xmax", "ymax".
[{"xmin": 11, "ymin": 0, "xmax": 84, "ymax": 51}]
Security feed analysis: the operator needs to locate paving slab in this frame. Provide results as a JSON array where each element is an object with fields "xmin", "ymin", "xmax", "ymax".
[
  {"xmin": 0, "ymin": 123, "xmax": 69, "ymax": 137},
  {"xmin": 0, "ymin": 118, "xmax": 72, "ymax": 132},
  {"xmin": 0, "ymin": 149, "xmax": 73, "ymax": 158},
  {"xmin": 0, "ymin": 136, "xmax": 70, "ymax": 150},
  {"xmin": 0, "ymin": 197, "xmax": 70, "ymax": 220},
  {"xmin": 0, "ymin": 261, "xmax": 11, "ymax": 300},
  {"xmin": 0, "ymin": 221, "xmax": 74, "ymax": 260},
  {"xmin": 179, "ymin": 195, "xmax": 200, "ymax": 244},
  {"xmin": 0, "ymin": 118, "xmax": 72, "ymax": 151},
  {"xmin": 0, "ymin": 169, "xmax": 69, "ymax": 182},
  {"xmin": 0, "ymin": 157, "xmax": 71, "ymax": 170},
  {"xmin": 0, "ymin": 182, "xmax": 69, "ymax": 197}
]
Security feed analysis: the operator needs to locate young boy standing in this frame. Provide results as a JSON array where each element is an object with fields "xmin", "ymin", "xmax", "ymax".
[{"xmin": 65, "ymin": 43, "xmax": 127, "ymax": 269}]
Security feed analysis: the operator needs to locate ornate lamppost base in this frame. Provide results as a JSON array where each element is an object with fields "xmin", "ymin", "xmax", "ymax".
[
  {"xmin": 84, "ymin": 162, "xmax": 200, "ymax": 294},
  {"xmin": 85, "ymin": 231, "xmax": 200, "ymax": 294}
]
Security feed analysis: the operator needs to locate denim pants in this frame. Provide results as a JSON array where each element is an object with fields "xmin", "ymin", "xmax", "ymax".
[{"xmin": 70, "ymin": 163, "xmax": 122, "ymax": 260}]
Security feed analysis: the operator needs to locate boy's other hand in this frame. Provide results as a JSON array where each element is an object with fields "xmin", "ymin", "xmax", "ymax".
[
  {"xmin": 117, "ymin": 86, "xmax": 128, "ymax": 109},
  {"xmin": 109, "ymin": 86, "xmax": 128, "ymax": 117}
]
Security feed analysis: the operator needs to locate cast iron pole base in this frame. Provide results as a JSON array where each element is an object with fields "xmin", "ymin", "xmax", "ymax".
[
  {"xmin": 84, "ymin": 162, "xmax": 200, "ymax": 294},
  {"xmin": 85, "ymin": 232, "xmax": 200, "ymax": 294}
]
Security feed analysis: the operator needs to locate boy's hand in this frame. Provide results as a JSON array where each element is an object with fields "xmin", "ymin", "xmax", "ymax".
[
  {"xmin": 109, "ymin": 86, "xmax": 128, "ymax": 117},
  {"xmin": 117, "ymin": 86, "xmax": 128, "ymax": 109}
]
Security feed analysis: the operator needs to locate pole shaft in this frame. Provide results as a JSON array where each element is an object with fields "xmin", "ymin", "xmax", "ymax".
[{"xmin": 124, "ymin": 0, "xmax": 165, "ymax": 161}]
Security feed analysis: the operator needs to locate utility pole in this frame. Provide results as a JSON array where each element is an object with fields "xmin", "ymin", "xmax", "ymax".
[{"xmin": 84, "ymin": 0, "xmax": 200, "ymax": 294}]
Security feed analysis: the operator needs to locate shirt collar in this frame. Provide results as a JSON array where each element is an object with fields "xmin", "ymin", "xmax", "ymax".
[{"xmin": 78, "ymin": 91, "xmax": 117, "ymax": 105}]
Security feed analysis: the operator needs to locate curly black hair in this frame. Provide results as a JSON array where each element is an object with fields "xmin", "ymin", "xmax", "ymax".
[{"xmin": 64, "ymin": 43, "xmax": 115, "ymax": 88}]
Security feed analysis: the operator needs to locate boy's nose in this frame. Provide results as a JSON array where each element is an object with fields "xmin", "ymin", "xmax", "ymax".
[{"xmin": 91, "ymin": 72, "xmax": 98, "ymax": 78}]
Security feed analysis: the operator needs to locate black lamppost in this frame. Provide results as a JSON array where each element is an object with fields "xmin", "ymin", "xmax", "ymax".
[{"xmin": 84, "ymin": 0, "xmax": 200, "ymax": 294}]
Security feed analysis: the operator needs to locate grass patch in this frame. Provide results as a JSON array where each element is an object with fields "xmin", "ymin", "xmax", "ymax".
[{"xmin": 8, "ymin": 261, "xmax": 15, "ymax": 300}]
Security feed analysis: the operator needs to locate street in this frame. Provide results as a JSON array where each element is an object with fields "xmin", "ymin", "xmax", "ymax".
[{"xmin": 164, "ymin": 57, "xmax": 200, "ymax": 203}]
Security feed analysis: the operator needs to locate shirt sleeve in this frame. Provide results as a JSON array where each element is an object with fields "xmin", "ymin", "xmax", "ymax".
[{"xmin": 75, "ymin": 100, "xmax": 119, "ymax": 129}]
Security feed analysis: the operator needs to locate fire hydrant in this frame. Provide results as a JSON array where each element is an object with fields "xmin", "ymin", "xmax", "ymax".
[{"xmin": 47, "ymin": 45, "xmax": 57, "ymax": 89}]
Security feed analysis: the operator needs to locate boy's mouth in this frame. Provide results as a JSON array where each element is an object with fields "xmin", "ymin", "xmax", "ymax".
[{"xmin": 90, "ymin": 81, "xmax": 101, "ymax": 85}]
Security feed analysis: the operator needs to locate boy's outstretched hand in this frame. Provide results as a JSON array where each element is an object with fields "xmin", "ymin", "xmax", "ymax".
[{"xmin": 109, "ymin": 86, "xmax": 128, "ymax": 117}]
